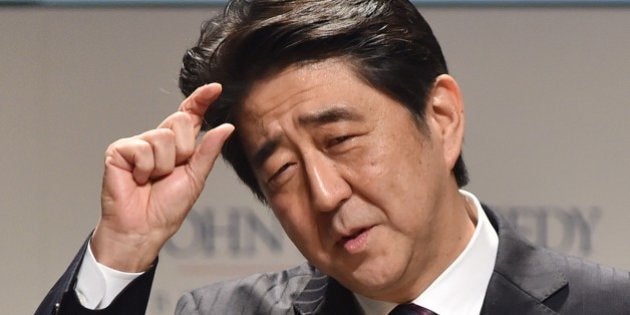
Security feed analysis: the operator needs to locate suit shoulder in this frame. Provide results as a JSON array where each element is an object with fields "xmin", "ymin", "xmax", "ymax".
[
  {"xmin": 544, "ymin": 249, "xmax": 630, "ymax": 312},
  {"xmin": 547, "ymin": 249, "xmax": 630, "ymax": 287},
  {"xmin": 176, "ymin": 262, "xmax": 317, "ymax": 315}
]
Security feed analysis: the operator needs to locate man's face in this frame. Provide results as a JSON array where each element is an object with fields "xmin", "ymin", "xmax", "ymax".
[{"xmin": 237, "ymin": 59, "xmax": 461, "ymax": 301}]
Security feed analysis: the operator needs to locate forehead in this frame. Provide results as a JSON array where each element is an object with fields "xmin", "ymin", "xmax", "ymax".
[
  {"xmin": 238, "ymin": 59, "xmax": 364, "ymax": 123},
  {"xmin": 234, "ymin": 58, "xmax": 391, "ymax": 153}
]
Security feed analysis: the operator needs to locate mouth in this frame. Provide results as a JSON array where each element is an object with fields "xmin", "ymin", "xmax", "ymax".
[{"xmin": 337, "ymin": 226, "xmax": 374, "ymax": 254}]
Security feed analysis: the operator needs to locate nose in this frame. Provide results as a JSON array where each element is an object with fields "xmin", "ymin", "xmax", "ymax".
[{"xmin": 304, "ymin": 152, "xmax": 352, "ymax": 212}]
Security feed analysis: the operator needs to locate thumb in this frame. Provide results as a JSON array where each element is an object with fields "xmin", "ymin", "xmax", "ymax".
[{"xmin": 188, "ymin": 123, "xmax": 235, "ymax": 182}]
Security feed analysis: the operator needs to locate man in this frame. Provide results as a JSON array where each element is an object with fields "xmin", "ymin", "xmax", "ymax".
[{"xmin": 37, "ymin": 0, "xmax": 629, "ymax": 314}]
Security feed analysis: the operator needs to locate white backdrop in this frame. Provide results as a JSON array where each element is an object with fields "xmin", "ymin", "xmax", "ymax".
[{"xmin": 1, "ymin": 6, "xmax": 628, "ymax": 314}]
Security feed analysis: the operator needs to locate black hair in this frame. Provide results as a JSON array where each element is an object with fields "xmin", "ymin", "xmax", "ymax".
[{"xmin": 179, "ymin": 0, "xmax": 469, "ymax": 201}]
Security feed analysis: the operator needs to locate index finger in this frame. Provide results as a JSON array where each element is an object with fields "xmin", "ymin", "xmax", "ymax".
[{"xmin": 178, "ymin": 83, "xmax": 223, "ymax": 128}]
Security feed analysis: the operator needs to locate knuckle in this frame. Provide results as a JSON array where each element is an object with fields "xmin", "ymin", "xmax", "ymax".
[
  {"xmin": 153, "ymin": 164, "xmax": 172, "ymax": 177},
  {"xmin": 171, "ymin": 111, "xmax": 191, "ymax": 123},
  {"xmin": 178, "ymin": 142, "xmax": 195, "ymax": 157},
  {"xmin": 135, "ymin": 159, "xmax": 153, "ymax": 173},
  {"xmin": 106, "ymin": 137, "xmax": 129, "ymax": 151},
  {"xmin": 162, "ymin": 111, "xmax": 191, "ymax": 128},
  {"xmin": 105, "ymin": 137, "xmax": 134, "ymax": 158},
  {"xmin": 138, "ymin": 140, "xmax": 153, "ymax": 154},
  {"xmin": 154, "ymin": 128, "xmax": 176, "ymax": 145},
  {"xmin": 141, "ymin": 129, "xmax": 175, "ymax": 148}
]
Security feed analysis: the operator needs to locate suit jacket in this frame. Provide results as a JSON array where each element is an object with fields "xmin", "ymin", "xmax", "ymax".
[{"xmin": 36, "ymin": 207, "xmax": 630, "ymax": 314}]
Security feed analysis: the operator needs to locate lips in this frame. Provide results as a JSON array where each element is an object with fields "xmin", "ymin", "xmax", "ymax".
[{"xmin": 337, "ymin": 226, "xmax": 374, "ymax": 253}]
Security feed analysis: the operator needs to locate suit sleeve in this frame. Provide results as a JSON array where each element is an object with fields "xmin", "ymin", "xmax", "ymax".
[{"xmin": 35, "ymin": 236, "xmax": 157, "ymax": 315}]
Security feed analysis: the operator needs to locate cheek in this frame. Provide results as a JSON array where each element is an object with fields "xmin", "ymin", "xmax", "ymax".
[
  {"xmin": 349, "ymin": 143, "xmax": 405, "ymax": 196},
  {"xmin": 269, "ymin": 193, "xmax": 322, "ymax": 250},
  {"xmin": 351, "ymin": 137, "xmax": 435, "ymax": 224}
]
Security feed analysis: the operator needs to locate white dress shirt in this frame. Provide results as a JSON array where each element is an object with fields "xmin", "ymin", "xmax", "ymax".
[
  {"xmin": 75, "ymin": 244, "xmax": 143, "ymax": 309},
  {"xmin": 355, "ymin": 190, "xmax": 499, "ymax": 315},
  {"xmin": 76, "ymin": 190, "xmax": 497, "ymax": 313}
]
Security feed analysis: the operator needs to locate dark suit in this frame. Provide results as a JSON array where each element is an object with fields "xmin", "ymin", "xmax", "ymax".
[{"xmin": 36, "ymin": 207, "xmax": 630, "ymax": 314}]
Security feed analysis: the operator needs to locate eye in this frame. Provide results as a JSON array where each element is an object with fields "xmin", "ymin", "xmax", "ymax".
[
  {"xmin": 328, "ymin": 135, "xmax": 353, "ymax": 147},
  {"xmin": 267, "ymin": 162, "xmax": 295, "ymax": 184}
]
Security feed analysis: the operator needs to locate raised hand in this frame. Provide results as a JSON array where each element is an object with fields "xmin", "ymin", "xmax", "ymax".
[{"xmin": 91, "ymin": 83, "xmax": 234, "ymax": 272}]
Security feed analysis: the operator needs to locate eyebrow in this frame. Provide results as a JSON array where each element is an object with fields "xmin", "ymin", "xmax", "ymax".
[
  {"xmin": 297, "ymin": 106, "xmax": 364, "ymax": 127},
  {"xmin": 251, "ymin": 106, "xmax": 364, "ymax": 170},
  {"xmin": 252, "ymin": 136, "xmax": 281, "ymax": 170}
]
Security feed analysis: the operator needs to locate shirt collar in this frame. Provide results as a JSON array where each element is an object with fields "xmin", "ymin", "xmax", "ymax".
[{"xmin": 355, "ymin": 190, "xmax": 498, "ymax": 315}]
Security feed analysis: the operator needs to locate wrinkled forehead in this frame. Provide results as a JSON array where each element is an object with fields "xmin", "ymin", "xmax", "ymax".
[
  {"xmin": 236, "ymin": 56, "xmax": 368, "ymax": 111},
  {"xmin": 235, "ymin": 59, "xmax": 359, "ymax": 130}
]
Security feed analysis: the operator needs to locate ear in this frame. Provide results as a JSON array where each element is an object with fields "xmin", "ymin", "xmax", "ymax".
[{"xmin": 425, "ymin": 74, "xmax": 465, "ymax": 171}]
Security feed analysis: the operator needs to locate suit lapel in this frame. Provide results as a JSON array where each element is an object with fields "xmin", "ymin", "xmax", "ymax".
[
  {"xmin": 292, "ymin": 266, "xmax": 362, "ymax": 315},
  {"xmin": 482, "ymin": 207, "xmax": 568, "ymax": 314}
]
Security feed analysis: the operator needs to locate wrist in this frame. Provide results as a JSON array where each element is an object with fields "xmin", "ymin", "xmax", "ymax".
[{"xmin": 91, "ymin": 225, "xmax": 162, "ymax": 272}]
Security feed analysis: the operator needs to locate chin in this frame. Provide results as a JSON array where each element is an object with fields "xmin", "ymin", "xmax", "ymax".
[{"xmin": 335, "ymin": 257, "xmax": 408, "ymax": 299}]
